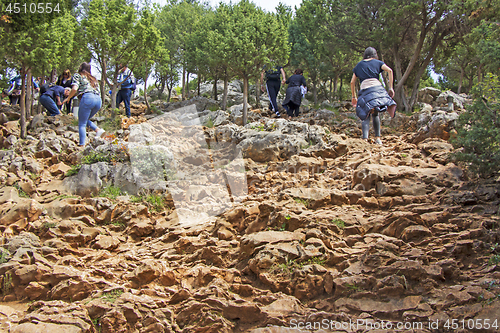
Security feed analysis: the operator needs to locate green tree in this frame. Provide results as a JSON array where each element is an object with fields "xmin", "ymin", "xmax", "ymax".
[
  {"xmin": 155, "ymin": 0, "xmax": 206, "ymax": 101},
  {"xmin": 0, "ymin": 0, "xmax": 75, "ymax": 137},
  {"xmin": 226, "ymin": 0, "xmax": 290, "ymax": 124},
  {"xmin": 314, "ymin": 0, "xmax": 470, "ymax": 111},
  {"xmin": 83, "ymin": 0, "xmax": 162, "ymax": 109},
  {"xmin": 452, "ymin": 74, "xmax": 500, "ymax": 176}
]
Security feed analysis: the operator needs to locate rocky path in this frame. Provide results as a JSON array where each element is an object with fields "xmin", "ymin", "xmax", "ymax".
[{"xmin": 0, "ymin": 99, "xmax": 500, "ymax": 333}]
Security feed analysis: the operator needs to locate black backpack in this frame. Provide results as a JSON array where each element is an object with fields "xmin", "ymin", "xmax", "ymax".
[
  {"xmin": 40, "ymin": 82, "xmax": 55, "ymax": 94},
  {"xmin": 265, "ymin": 67, "xmax": 281, "ymax": 81}
]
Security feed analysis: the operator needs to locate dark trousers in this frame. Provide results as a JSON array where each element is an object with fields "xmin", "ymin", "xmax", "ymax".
[
  {"xmin": 284, "ymin": 101, "xmax": 300, "ymax": 117},
  {"xmin": 9, "ymin": 95, "xmax": 20, "ymax": 105},
  {"xmin": 266, "ymin": 80, "xmax": 281, "ymax": 114},
  {"xmin": 116, "ymin": 89, "xmax": 132, "ymax": 117}
]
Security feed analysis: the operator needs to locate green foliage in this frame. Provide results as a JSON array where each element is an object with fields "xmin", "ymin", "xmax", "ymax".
[
  {"xmin": 332, "ymin": 218, "xmax": 345, "ymax": 229},
  {"xmin": 294, "ymin": 198, "xmax": 309, "ymax": 206},
  {"xmin": 145, "ymin": 194, "xmax": 165, "ymax": 212},
  {"xmin": 489, "ymin": 254, "xmax": 500, "ymax": 266},
  {"xmin": 451, "ymin": 74, "xmax": 500, "ymax": 176},
  {"xmin": 81, "ymin": 149, "xmax": 126, "ymax": 165},
  {"xmin": 66, "ymin": 164, "xmax": 81, "ymax": 177},
  {"xmin": 43, "ymin": 222, "xmax": 57, "ymax": 229},
  {"xmin": 204, "ymin": 118, "xmax": 214, "ymax": 128},
  {"xmin": 99, "ymin": 115, "xmax": 122, "ymax": 133},
  {"xmin": 130, "ymin": 193, "xmax": 166, "ymax": 213},
  {"xmin": 97, "ymin": 185, "xmax": 123, "ymax": 200},
  {"xmin": 53, "ymin": 194, "xmax": 77, "ymax": 200},
  {"xmin": 269, "ymin": 256, "xmax": 326, "ymax": 276},
  {"xmin": 83, "ymin": 0, "xmax": 163, "ymax": 109},
  {"xmin": 101, "ymin": 289, "xmax": 123, "ymax": 303},
  {"xmin": 2, "ymin": 273, "xmax": 12, "ymax": 296},
  {"xmin": 0, "ymin": 248, "xmax": 9, "ymax": 264},
  {"xmin": 13, "ymin": 182, "xmax": 29, "ymax": 198},
  {"xmin": 129, "ymin": 146, "xmax": 174, "ymax": 181}
]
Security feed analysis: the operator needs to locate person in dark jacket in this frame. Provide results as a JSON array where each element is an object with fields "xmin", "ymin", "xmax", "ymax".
[
  {"xmin": 56, "ymin": 69, "xmax": 74, "ymax": 113},
  {"xmin": 260, "ymin": 65, "xmax": 286, "ymax": 117},
  {"xmin": 351, "ymin": 47, "xmax": 396, "ymax": 144},
  {"xmin": 282, "ymin": 68, "xmax": 307, "ymax": 118},
  {"xmin": 40, "ymin": 85, "xmax": 70, "ymax": 116}
]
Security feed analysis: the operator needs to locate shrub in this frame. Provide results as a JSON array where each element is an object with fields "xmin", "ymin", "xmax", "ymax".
[
  {"xmin": 451, "ymin": 74, "xmax": 500, "ymax": 177},
  {"xmin": 97, "ymin": 185, "xmax": 123, "ymax": 200}
]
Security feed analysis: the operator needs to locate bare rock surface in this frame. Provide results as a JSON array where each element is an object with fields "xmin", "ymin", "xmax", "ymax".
[{"xmin": 2, "ymin": 99, "xmax": 500, "ymax": 333}]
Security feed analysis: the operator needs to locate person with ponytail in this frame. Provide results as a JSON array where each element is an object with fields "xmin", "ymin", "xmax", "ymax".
[{"xmin": 63, "ymin": 62, "xmax": 105, "ymax": 146}]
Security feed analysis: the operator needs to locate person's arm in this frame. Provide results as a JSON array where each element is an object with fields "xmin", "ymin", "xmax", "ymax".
[
  {"xmin": 301, "ymin": 76, "xmax": 307, "ymax": 88},
  {"xmin": 63, "ymin": 85, "xmax": 78, "ymax": 104},
  {"xmin": 280, "ymin": 68, "xmax": 286, "ymax": 85},
  {"xmin": 260, "ymin": 71, "xmax": 265, "ymax": 92},
  {"xmin": 381, "ymin": 63, "xmax": 394, "ymax": 98},
  {"xmin": 56, "ymin": 95, "xmax": 62, "ymax": 106},
  {"xmin": 350, "ymin": 73, "xmax": 358, "ymax": 107}
]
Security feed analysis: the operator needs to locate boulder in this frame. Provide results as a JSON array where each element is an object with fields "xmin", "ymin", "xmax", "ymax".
[
  {"xmin": 418, "ymin": 87, "xmax": 441, "ymax": 104},
  {"xmin": 436, "ymin": 90, "xmax": 467, "ymax": 109}
]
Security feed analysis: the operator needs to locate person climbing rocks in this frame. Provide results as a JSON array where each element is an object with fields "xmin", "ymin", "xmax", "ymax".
[
  {"xmin": 282, "ymin": 68, "xmax": 307, "ymax": 118},
  {"xmin": 63, "ymin": 62, "xmax": 105, "ymax": 146},
  {"xmin": 350, "ymin": 46, "xmax": 396, "ymax": 144},
  {"xmin": 261, "ymin": 64, "xmax": 286, "ymax": 118}
]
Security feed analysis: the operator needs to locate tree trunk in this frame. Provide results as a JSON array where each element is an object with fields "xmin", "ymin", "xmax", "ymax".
[
  {"xmin": 222, "ymin": 76, "xmax": 228, "ymax": 111},
  {"xmin": 458, "ymin": 67, "xmax": 464, "ymax": 94},
  {"xmin": 197, "ymin": 73, "xmax": 201, "ymax": 96},
  {"xmin": 186, "ymin": 72, "xmax": 190, "ymax": 100},
  {"xmin": 243, "ymin": 76, "xmax": 248, "ymax": 126},
  {"xmin": 20, "ymin": 65, "xmax": 27, "ymax": 139},
  {"xmin": 100, "ymin": 59, "xmax": 107, "ymax": 107},
  {"xmin": 408, "ymin": 31, "xmax": 445, "ymax": 110},
  {"xmin": 50, "ymin": 68, "xmax": 57, "ymax": 83},
  {"xmin": 182, "ymin": 66, "xmax": 186, "ymax": 100},
  {"xmin": 467, "ymin": 76, "xmax": 474, "ymax": 93},
  {"xmin": 213, "ymin": 77, "xmax": 218, "ymax": 101},
  {"xmin": 312, "ymin": 81, "xmax": 318, "ymax": 105},
  {"xmin": 256, "ymin": 77, "xmax": 261, "ymax": 108},
  {"xmin": 26, "ymin": 69, "xmax": 32, "ymax": 118},
  {"xmin": 144, "ymin": 75, "xmax": 150, "ymax": 113},
  {"xmin": 339, "ymin": 75, "xmax": 343, "ymax": 99},
  {"xmin": 38, "ymin": 73, "xmax": 45, "ymax": 114}
]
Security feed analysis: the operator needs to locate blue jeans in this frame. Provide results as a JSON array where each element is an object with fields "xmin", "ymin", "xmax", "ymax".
[
  {"xmin": 40, "ymin": 94, "xmax": 60, "ymax": 116},
  {"xmin": 78, "ymin": 92, "xmax": 102, "ymax": 146},
  {"xmin": 116, "ymin": 89, "xmax": 132, "ymax": 117}
]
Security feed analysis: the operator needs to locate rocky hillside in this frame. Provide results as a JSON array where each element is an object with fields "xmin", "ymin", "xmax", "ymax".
[{"xmin": 1, "ymin": 91, "xmax": 500, "ymax": 333}]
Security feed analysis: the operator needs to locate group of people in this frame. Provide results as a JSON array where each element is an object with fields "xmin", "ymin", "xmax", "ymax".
[
  {"xmin": 261, "ymin": 46, "xmax": 396, "ymax": 144},
  {"xmin": 2, "ymin": 64, "xmax": 135, "ymax": 146},
  {"xmin": 3, "ymin": 46, "xmax": 395, "ymax": 146}
]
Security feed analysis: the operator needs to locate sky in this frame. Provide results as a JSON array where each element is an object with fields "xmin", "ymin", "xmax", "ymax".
[{"xmin": 154, "ymin": 0, "xmax": 304, "ymax": 13}]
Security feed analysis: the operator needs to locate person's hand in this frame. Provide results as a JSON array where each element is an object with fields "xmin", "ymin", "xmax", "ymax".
[
  {"xmin": 261, "ymin": 85, "xmax": 265, "ymax": 93},
  {"xmin": 62, "ymin": 98, "xmax": 68, "ymax": 104},
  {"xmin": 351, "ymin": 97, "xmax": 357, "ymax": 107},
  {"xmin": 388, "ymin": 88, "xmax": 395, "ymax": 98},
  {"xmin": 281, "ymin": 79, "xmax": 286, "ymax": 85}
]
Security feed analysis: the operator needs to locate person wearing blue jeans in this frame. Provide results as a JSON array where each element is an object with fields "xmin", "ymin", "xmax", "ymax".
[
  {"xmin": 78, "ymin": 92, "xmax": 102, "ymax": 145},
  {"xmin": 63, "ymin": 62, "xmax": 105, "ymax": 146},
  {"xmin": 116, "ymin": 66, "xmax": 135, "ymax": 117}
]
